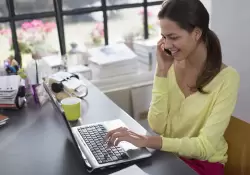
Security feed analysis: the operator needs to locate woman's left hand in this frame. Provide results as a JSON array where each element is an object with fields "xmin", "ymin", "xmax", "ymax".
[{"xmin": 105, "ymin": 127, "xmax": 148, "ymax": 148}]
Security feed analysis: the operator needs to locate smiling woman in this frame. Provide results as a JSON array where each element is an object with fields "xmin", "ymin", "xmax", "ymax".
[
  {"xmin": 158, "ymin": 0, "xmax": 221, "ymax": 93},
  {"xmin": 105, "ymin": 1, "xmax": 240, "ymax": 175}
]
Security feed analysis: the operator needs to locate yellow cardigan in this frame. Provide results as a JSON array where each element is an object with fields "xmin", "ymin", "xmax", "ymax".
[{"xmin": 148, "ymin": 65, "xmax": 240, "ymax": 164}]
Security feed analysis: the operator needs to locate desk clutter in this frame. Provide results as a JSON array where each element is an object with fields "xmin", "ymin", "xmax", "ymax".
[
  {"xmin": 0, "ymin": 75, "xmax": 26, "ymax": 109},
  {"xmin": 48, "ymin": 71, "xmax": 88, "ymax": 99}
]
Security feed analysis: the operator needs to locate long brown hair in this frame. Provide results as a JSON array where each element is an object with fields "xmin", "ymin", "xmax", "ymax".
[{"xmin": 158, "ymin": 0, "xmax": 222, "ymax": 93}]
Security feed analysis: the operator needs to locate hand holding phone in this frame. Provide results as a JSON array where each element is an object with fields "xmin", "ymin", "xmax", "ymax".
[{"xmin": 156, "ymin": 38, "xmax": 174, "ymax": 74}]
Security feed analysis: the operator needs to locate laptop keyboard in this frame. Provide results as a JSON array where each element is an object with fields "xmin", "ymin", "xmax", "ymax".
[{"xmin": 78, "ymin": 124, "xmax": 129, "ymax": 164}]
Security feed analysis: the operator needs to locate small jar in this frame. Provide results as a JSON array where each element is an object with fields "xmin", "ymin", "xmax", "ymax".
[{"xmin": 68, "ymin": 42, "xmax": 89, "ymax": 67}]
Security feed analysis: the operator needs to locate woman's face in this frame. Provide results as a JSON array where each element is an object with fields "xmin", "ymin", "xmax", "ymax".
[{"xmin": 159, "ymin": 18, "xmax": 199, "ymax": 61}]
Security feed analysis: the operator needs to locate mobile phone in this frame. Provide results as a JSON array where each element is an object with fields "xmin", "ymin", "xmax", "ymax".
[{"xmin": 164, "ymin": 48, "xmax": 172, "ymax": 56}]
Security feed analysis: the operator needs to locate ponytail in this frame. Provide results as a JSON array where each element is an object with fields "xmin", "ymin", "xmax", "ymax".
[{"xmin": 196, "ymin": 29, "xmax": 222, "ymax": 93}]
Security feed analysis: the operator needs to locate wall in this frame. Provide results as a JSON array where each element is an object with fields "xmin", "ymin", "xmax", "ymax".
[{"xmin": 211, "ymin": 0, "xmax": 250, "ymax": 123}]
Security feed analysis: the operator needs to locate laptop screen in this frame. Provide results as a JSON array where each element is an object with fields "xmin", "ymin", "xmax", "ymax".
[{"xmin": 43, "ymin": 82, "xmax": 84, "ymax": 159}]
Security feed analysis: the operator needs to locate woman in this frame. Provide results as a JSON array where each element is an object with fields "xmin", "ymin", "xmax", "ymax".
[{"xmin": 105, "ymin": 0, "xmax": 240, "ymax": 174}]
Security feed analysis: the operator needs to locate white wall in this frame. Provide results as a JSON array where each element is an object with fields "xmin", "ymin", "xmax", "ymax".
[{"xmin": 211, "ymin": 0, "xmax": 250, "ymax": 123}]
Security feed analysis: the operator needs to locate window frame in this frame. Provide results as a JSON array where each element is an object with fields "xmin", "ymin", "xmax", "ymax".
[{"xmin": 0, "ymin": 0, "xmax": 162, "ymax": 65}]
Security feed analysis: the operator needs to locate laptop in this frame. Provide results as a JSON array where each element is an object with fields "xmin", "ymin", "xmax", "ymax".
[{"xmin": 43, "ymin": 82, "xmax": 152, "ymax": 173}]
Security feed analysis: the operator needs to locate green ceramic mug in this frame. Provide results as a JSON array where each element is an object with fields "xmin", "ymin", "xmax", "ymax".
[{"xmin": 61, "ymin": 97, "xmax": 81, "ymax": 121}]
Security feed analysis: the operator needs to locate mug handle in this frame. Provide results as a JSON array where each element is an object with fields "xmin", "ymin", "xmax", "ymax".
[{"xmin": 81, "ymin": 85, "xmax": 88, "ymax": 98}]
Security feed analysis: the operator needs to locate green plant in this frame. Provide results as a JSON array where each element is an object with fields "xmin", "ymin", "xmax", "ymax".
[{"xmin": 10, "ymin": 41, "xmax": 32, "ymax": 54}]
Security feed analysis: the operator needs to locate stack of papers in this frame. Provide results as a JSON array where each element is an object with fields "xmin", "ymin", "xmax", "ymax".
[
  {"xmin": 0, "ymin": 75, "xmax": 21, "ymax": 108},
  {"xmin": 88, "ymin": 43, "xmax": 138, "ymax": 79},
  {"xmin": 109, "ymin": 165, "xmax": 149, "ymax": 175},
  {"xmin": 133, "ymin": 38, "xmax": 158, "ymax": 71}
]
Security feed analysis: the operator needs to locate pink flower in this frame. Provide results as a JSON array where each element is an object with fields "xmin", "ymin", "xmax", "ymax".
[
  {"xmin": 148, "ymin": 11, "xmax": 153, "ymax": 17},
  {"xmin": 43, "ymin": 22, "xmax": 56, "ymax": 33},
  {"xmin": 138, "ymin": 9, "xmax": 153, "ymax": 17},
  {"xmin": 21, "ymin": 22, "xmax": 33, "ymax": 31},
  {"xmin": 0, "ymin": 29, "xmax": 11, "ymax": 35},
  {"xmin": 95, "ymin": 22, "xmax": 104, "ymax": 31},
  {"xmin": 138, "ymin": 9, "xmax": 144, "ymax": 15},
  {"xmin": 100, "ymin": 30, "xmax": 104, "ymax": 37},
  {"xmin": 17, "ymin": 30, "xmax": 23, "ymax": 40},
  {"xmin": 31, "ymin": 20, "xmax": 44, "ymax": 28}
]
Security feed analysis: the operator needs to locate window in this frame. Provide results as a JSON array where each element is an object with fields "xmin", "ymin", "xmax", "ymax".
[
  {"xmin": 0, "ymin": 2, "xmax": 8, "ymax": 17},
  {"xmin": 63, "ymin": 0, "xmax": 101, "ymax": 10},
  {"xmin": 64, "ymin": 13, "xmax": 104, "ymax": 51},
  {"xmin": 15, "ymin": 18, "xmax": 59, "ymax": 67},
  {"xmin": 108, "ymin": 8, "xmax": 143, "ymax": 43},
  {"xmin": 107, "ymin": 0, "xmax": 142, "ymax": 6},
  {"xmin": 200, "ymin": 0, "xmax": 212, "ymax": 15},
  {"xmin": 2, "ymin": 0, "xmax": 163, "ymax": 66},
  {"xmin": 14, "ymin": 0, "xmax": 54, "ymax": 14},
  {"xmin": 0, "ymin": 23, "xmax": 11, "ymax": 64},
  {"xmin": 147, "ymin": 5, "xmax": 161, "ymax": 38}
]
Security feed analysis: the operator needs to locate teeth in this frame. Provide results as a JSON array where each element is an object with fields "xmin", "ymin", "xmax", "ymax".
[{"xmin": 171, "ymin": 50, "xmax": 178, "ymax": 54}]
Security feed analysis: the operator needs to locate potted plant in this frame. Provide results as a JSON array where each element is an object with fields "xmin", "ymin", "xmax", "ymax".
[
  {"xmin": 137, "ymin": 9, "xmax": 159, "ymax": 38},
  {"xmin": 5, "ymin": 19, "xmax": 57, "ymax": 68},
  {"xmin": 90, "ymin": 22, "xmax": 104, "ymax": 46}
]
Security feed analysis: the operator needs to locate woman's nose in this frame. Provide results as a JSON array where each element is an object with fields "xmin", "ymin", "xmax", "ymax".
[{"xmin": 164, "ymin": 38, "xmax": 173, "ymax": 49}]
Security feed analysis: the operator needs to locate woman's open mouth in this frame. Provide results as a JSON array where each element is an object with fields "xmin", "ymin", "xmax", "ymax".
[{"xmin": 170, "ymin": 50, "xmax": 179, "ymax": 56}]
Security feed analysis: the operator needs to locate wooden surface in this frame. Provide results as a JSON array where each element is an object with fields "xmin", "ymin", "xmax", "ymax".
[{"xmin": 224, "ymin": 116, "xmax": 250, "ymax": 175}]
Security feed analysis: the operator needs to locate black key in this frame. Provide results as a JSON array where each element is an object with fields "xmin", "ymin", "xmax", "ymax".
[
  {"xmin": 107, "ymin": 157, "xmax": 112, "ymax": 162},
  {"xmin": 112, "ymin": 156, "xmax": 118, "ymax": 161}
]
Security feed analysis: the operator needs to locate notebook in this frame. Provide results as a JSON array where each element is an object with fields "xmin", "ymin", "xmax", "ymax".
[
  {"xmin": 0, "ymin": 75, "xmax": 21, "ymax": 105},
  {"xmin": 0, "ymin": 75, "xmax": 20, "ymax": 92},
  {"xmin": 109, "ymin": 165, "xmax": 149, "ymax": 175}
]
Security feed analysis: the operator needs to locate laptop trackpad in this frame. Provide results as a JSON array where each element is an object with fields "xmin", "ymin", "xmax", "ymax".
[{"xmin": 119, "ymin": 142, "xmax": 146, "ymax": 159}]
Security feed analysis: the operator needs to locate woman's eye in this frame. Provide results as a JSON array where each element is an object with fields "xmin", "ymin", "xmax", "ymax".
[{"xmin": 169, "ymin": 36, "xmax": 178, "ymax": 40}]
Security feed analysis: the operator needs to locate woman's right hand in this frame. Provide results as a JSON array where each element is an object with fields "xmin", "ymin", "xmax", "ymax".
[{"xmin": 156, "ymin": 38, "xmax": 174, "ymax": 76}]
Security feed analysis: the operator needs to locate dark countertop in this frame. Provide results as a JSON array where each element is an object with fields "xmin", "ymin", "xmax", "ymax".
[{"xmin": 0, "ymin": 79, "xmax": 197, "ymax": 175}]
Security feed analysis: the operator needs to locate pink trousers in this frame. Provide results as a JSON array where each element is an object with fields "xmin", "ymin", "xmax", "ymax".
[{"xmin": 180, "ymin": 157, "xmax": 224, "ymax": 175}]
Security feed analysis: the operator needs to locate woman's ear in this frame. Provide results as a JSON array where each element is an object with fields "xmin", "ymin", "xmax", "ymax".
[{"xmin": 192, "ymin": 27, "xmax": 202, "ymax": 41}]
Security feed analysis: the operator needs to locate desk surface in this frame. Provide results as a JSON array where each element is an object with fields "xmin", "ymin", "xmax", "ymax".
[{"xmin": 0, "ymin": 80, "xmax": 197, "ymax": 175}]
